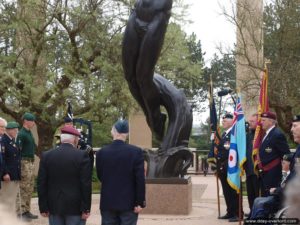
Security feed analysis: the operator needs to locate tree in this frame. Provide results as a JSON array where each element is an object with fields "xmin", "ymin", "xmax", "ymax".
[
  {"xmin": 0, "ymin": 0, "xmax": 206, "ymax": 151},
  {"xmin": 264, "ymin": 0, "xmax": 300, "ymax": 134},
  {"xmin": 222, "ymin": 0, "xmax": 300, "ymax": 136}
]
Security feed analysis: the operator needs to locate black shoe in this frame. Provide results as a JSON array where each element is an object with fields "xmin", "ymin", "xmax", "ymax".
[
  {"xmin": 17, "ymin": 213, "xmax": 32, "ymax": 222},
  {"xmin": 228, "ymin": 216, "xmax": 239, "ymax": 222},
  {"xmin": 22, "ymin": 211, "xmax": 38, "ymax": 219},
  {"xmin": 218, "ymin": 213, "xmax": 233, "ymax": 219}
]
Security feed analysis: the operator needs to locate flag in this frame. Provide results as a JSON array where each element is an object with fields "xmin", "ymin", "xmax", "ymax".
[
  {"xmin": 207, "ymin": 78, "xmax": 222, "ymax": 164},
  {"xmin": 227, "ymin": 96, "xmax": 247, "ymax": 193},
  {"xmin": 252, "ymin": 66, "xmax": 269, "ymax": 174}
]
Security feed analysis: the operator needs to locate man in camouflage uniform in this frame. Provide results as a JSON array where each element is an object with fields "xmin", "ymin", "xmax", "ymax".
[{"xmin": 16, "ymin": 112, "xmax": 38, "ymax": 220}]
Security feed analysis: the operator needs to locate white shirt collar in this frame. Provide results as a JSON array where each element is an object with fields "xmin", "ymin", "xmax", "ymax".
[
  {"xmin": 265, "ymin": 125, "xmax": 275, "ymax": 137},
  {"xmin": 225, "ymin": 127, "xmax": 232, "ymax": 135}
]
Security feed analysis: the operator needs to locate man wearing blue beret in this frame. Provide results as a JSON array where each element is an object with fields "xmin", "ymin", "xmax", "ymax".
[{"xmin": 96, "ymin": 119, "xmax": 146, "ymax": 225}]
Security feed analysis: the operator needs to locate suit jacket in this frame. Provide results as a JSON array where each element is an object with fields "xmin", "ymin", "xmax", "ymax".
[
  {"xmin": 37, "ymin": 143, "xmax": 92, "ymax": 215},
  {"xmin": 216, "ymin": 130, "xmax": 231, "ymax": 173},
  {"xmin": 245, "ymin": 129, "xmax": 256, "ymax": 176},
  {"xmin": 0, "ymin": 133, "xmax": 21, "ymax": 181},
  {"xmin": 96, "ymin": 140, "xmax": 146, "ymax": 211},
  {"xmin": 259, "ymin": 127, "xmax": 290, "ymax": 189}
]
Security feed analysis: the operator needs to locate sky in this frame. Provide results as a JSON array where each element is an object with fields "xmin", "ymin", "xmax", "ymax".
[
  {"xmin": 183, "ymin": 0, "xmax": 236, "ymax": 66},
  {"xmin": 182, "ymin": 0, "xmax": 237, "ymax": 124}
]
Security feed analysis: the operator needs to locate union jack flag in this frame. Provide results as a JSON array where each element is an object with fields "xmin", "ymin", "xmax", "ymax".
[{"xmin": 227, "ymin": 96, "xmax": 246, "ymax": 193}]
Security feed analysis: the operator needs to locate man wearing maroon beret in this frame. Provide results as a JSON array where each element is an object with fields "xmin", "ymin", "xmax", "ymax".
[
  {"xmin": 37, "ymin": 125, "xmax": 92, "ymax": 225},
  {"xmin": 259, "ymin": 111, "xmax": 290, "ymax": 196}
]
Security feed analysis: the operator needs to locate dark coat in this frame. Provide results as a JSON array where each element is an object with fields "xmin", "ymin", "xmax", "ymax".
[
  {"xmin": 259, "ymin": 127, "xmax": 290, "ymax": 189},
  {"xmin": 37, "ymin": 143, "xmax": 92, "ymax": 215},
  {"xmin": 0, "ymin": 133, "xmax": 21, "ymax": 181},
  {"xmin": 96, "ymin": 140, "xmax": 146, "ymax": 211},
  {"xmin": 245, "ymin": 129, "xmax": 256, "ymax": 176},
  {"xmin": 216, "ymin": 131, "xmax": 231, "ymax": 173}
]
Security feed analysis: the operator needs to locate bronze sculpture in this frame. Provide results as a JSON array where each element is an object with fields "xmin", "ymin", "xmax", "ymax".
[{"xmin": 122, "ymin": 0, "xmax": 193, "ymax": 178}]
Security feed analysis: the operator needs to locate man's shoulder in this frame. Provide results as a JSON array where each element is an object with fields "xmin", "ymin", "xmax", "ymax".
[{"xmin": 0, "ymin": 134, "xmax": 10, "ymax": 143}]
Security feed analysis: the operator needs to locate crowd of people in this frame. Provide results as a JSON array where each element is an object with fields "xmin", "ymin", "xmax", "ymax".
[
  {"xmin": 214, "ymin": 111, "xmax": 300, "ymax": 222},
  {"xmin": 0, "ymin": 115, "xmax": 146, "ymax": 225}
]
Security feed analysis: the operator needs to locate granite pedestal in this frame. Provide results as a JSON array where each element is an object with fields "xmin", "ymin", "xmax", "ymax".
[{"xmin": 142, "ymin": 176, "xmax": 192, "ymax": 215}]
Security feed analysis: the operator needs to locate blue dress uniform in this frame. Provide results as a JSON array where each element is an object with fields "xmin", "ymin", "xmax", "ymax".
[
  {"xmin": 1, "ymin": 133, "xmax": 21, "ymax": 181},
  {"xmin": 217, "ymin": 129, "xmax": 239, "ymax": 219},
  {"xmin": 259, "ymin": 118, "xmax": 290, "ymax": 196}
]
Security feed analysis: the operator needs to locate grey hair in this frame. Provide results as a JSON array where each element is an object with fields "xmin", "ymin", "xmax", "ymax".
[
  {"xmin": 60, "ymin": 133, "xmax": 76, "ymax": 142},
  {"xmin": 0, "ymin": 117, "xmax": 7, "ymax": 126},
  {"xmin": 111, "ymin": 125, "xmax": 128, "ymax": 140}
]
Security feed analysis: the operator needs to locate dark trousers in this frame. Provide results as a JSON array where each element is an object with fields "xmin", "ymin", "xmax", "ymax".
[
  {"xmin": 49, "ymin": 215, "xmax": 86, "ymax": 225},
  {"xmin": 101, "ymin": 210, "xmax": 138, "ymax": 225},
  {"xmin": 219, "ymin": 171, "xmax": 239, "ymax": 216},
  {"xmin": 246, "ymin": 175, "xmax": 259, "ymax": 211}
]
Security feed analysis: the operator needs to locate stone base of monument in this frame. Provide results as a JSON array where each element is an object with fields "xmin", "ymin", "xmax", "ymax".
[{"xmin": 142, "ymin": 176, "xmax": 192, "ymax": 215}]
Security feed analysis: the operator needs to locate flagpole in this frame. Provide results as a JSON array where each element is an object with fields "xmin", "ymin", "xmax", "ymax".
[
  {"xmin": 210, "ymin": 74, "xmax": 221, "ymax": 218},
  {"xmin": 216, "ymin": 172, "xmax": 221, "ymax": 217},
  {"xmin": 238, "ymin": 178, "xmax": 242, "ymax": 225}
]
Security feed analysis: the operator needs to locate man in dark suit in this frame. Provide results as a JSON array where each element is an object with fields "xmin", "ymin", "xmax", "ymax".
[
  {"xmin": 245, "ymin": 114, "xmax": 259, "ymax": 217},
  {"xmin": 37, "ymin": 125, "xmax": 92, "ymax": 225},
  {"xmin": 217, "ymin": 113, "xmax": 239, "ymax": 222},
  {"xmin": 250, "ymin": 153, "xmax": 296, "ymax": 218},
  {"xmin": 291, "ymin": 115, "xmax": 300, "ymax": 160},
  {"xmin": 0, "ymin": 117, "xmax": 7, "ymax": 190},
  {"xmin": 0, "ymin": 122, "xmax": 21, "ymax": 214},
  {"xmin": 259, "ymin": 111, "xmax": 290, "ymax": 196},
  {"xmin": 96, "ymin": 119, "xmax": 146, "ymax": 225}
]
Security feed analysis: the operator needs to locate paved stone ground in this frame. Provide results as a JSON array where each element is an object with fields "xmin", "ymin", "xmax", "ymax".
[{"xmin": 26, "ymin": 175, "xmax": 249, "ymax": 225}]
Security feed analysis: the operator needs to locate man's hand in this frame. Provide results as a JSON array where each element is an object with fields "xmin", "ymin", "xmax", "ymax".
[
  {"xmin": 269, "ymin": 187, "xmax": 276, "ymax": 194},
  {"xmin": 81, "ymin": 212, "xmax": 90, "ymax": 220},
  {"xmin": 41, "ymin": 212, "xmax": 49, "ymax": 217},
  {"xmin": 3, "ymin": 174, "xmax": 10, "ymax": 182},
  {"xmin": 134, "ymin": 205, "xmax": 143, "ymax": 214}
]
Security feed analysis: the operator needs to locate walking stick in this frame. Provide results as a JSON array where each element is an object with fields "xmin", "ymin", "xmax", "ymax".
[
  {"xmin": 238, "ymin": 178, "xmax": 243, "ymax": 225},
  {"xmin": 216, "ymin": 172, "xmax": 221, "ymax": 217}
]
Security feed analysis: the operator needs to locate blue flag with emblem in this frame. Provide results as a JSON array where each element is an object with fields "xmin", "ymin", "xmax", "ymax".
[{"xmin": 227, "ymin": 96, "xmax": 246, "ymax": 193}]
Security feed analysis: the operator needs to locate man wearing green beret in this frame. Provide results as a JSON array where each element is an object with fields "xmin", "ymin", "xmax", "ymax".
[
  {"xmin": 0, "ymin": 121, "xmax": 21, "ymax": 214},
  {"xmin": 16, "ymin": 112, "xmax": 38, "ymax": 220}
]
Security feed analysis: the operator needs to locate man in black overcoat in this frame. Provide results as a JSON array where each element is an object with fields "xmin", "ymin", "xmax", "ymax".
[
  {"xmin": 96, "ymin": 119, "xmax": 146, "ymax": 225},
  {"xmin": 37, "ymin": 125, "xmax": 91, "ymax": 225}
]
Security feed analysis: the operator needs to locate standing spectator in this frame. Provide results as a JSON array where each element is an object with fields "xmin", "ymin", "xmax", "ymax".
[
  {"xmin": 245, "ymin": 114, "xmax": 259, "ymax": 216},
  {"xmin": 0, "ymin": 122, "xmax": 21, "ymax": 214},
  {"xmin": 96, "ymin": 119, "xmax": 146, "ymax": 225},
  {"xmin": 16, "ymin": 112, "xmax": 38, "ymax": 220},
  {"xmin": 291, "ymin": 115, "xmax": 300, "ymax": 159},
  {"xmin": 259, "ymin": 111, "xmax": 290, "ymax": 196},
  {"xmin": 0, "ymin": 117, "xmax": 7, "ymax": 189},
  {"xmin": 37, "ymin": 125, "xmax": 91, "ymax": 225},
  {"xmin": 217, "ymin": 113, "xmax": 239, "ymax": 222}
]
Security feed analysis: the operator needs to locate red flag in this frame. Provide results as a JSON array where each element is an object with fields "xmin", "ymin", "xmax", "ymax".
[{"xmin": 252, "ymin": 65, "xmax": 269, "ymax": 174}]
